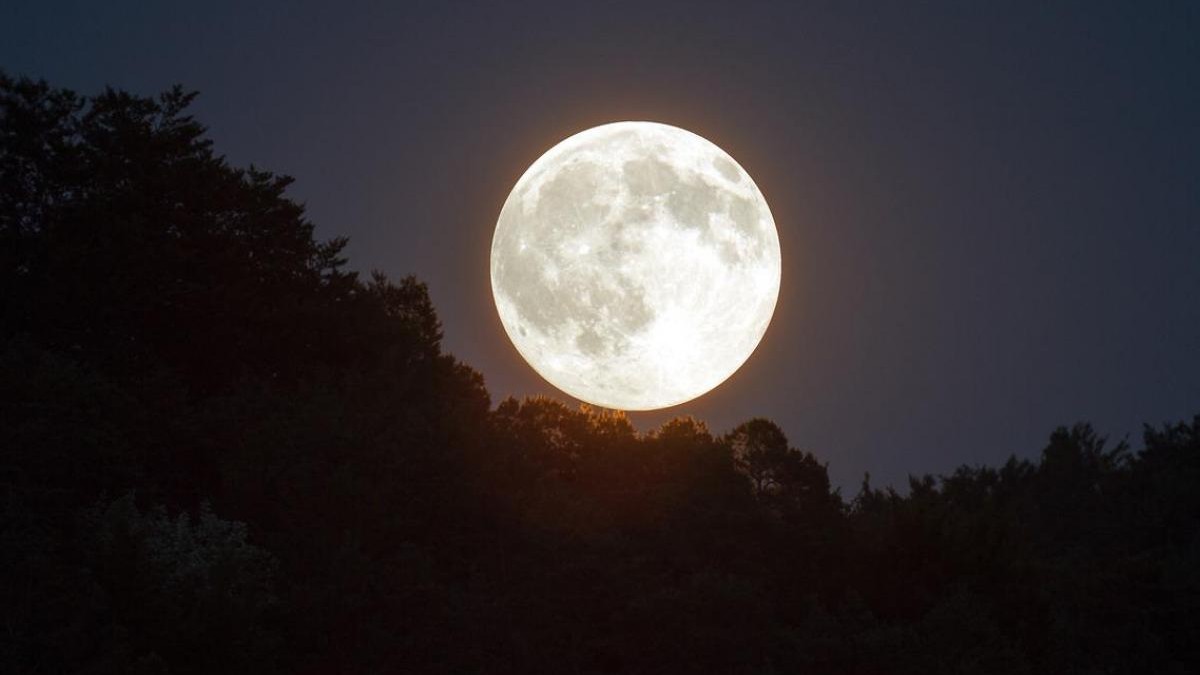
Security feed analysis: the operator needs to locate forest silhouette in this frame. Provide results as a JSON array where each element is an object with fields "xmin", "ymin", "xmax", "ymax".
[{"xmin": 2, "ymin": 75, "xmax": 1197, "ymax": 674}]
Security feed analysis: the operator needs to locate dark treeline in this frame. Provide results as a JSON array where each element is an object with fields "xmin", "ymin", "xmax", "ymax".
[{"xmin": 2, "ymin": 75, "xmax": 1197, "ymax": 674}]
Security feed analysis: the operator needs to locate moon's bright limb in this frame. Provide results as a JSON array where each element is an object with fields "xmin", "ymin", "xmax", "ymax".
[{"xmin": 491, "ymin": 121, "xmax": 781, "ymax": 411}]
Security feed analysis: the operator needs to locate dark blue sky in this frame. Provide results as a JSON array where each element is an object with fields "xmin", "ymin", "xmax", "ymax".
[{"xmin": 4, "ymin": 1, "xmax": 1198, "ymax": 490}]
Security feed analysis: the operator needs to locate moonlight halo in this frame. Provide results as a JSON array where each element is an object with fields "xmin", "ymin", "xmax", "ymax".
[{"xmin": 491, "ymin": 121, "xmax": 781, "ymax": 411}]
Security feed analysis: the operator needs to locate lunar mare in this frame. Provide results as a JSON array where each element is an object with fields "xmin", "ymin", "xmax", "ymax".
[{"xmin": 491, "ymin": 121, "xmax": 781, "ymax": 410}]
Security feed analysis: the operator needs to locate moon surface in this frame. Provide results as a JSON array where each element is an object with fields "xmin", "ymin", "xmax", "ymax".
[{"xmin": 491, "ymin": 121, "xmax": 781, "ymax": 411}]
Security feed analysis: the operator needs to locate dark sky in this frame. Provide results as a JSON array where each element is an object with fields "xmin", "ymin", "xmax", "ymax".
[{"xmin": 5, "ymin": 1, "xmax": 1198, "ymax": 490}]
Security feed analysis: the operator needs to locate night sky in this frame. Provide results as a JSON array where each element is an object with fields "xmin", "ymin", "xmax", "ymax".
[{"xmin": 4, "ymin": 1, "xmax": 1197, "ymax": 490}]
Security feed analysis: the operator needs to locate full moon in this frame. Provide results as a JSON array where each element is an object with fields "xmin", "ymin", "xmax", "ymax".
[{"xmin": 491, "ymin": 121, "xmax": 781, "ymax": 411}]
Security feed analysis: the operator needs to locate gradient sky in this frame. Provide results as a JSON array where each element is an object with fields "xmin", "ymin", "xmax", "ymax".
[{"xmin": 4, "ymin": 1, "xmax": 1198, "ymax": 490}]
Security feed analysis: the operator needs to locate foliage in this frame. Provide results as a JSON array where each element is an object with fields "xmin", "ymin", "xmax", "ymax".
[{"xmin": 2, "ymin": 73, "xmax": 1197, "ymax": 674}]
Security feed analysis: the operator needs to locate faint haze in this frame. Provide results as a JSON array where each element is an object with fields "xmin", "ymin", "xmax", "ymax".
[{"xmin": 3, "ymin": 0, "xmax": 1197, "ymax": 489}]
